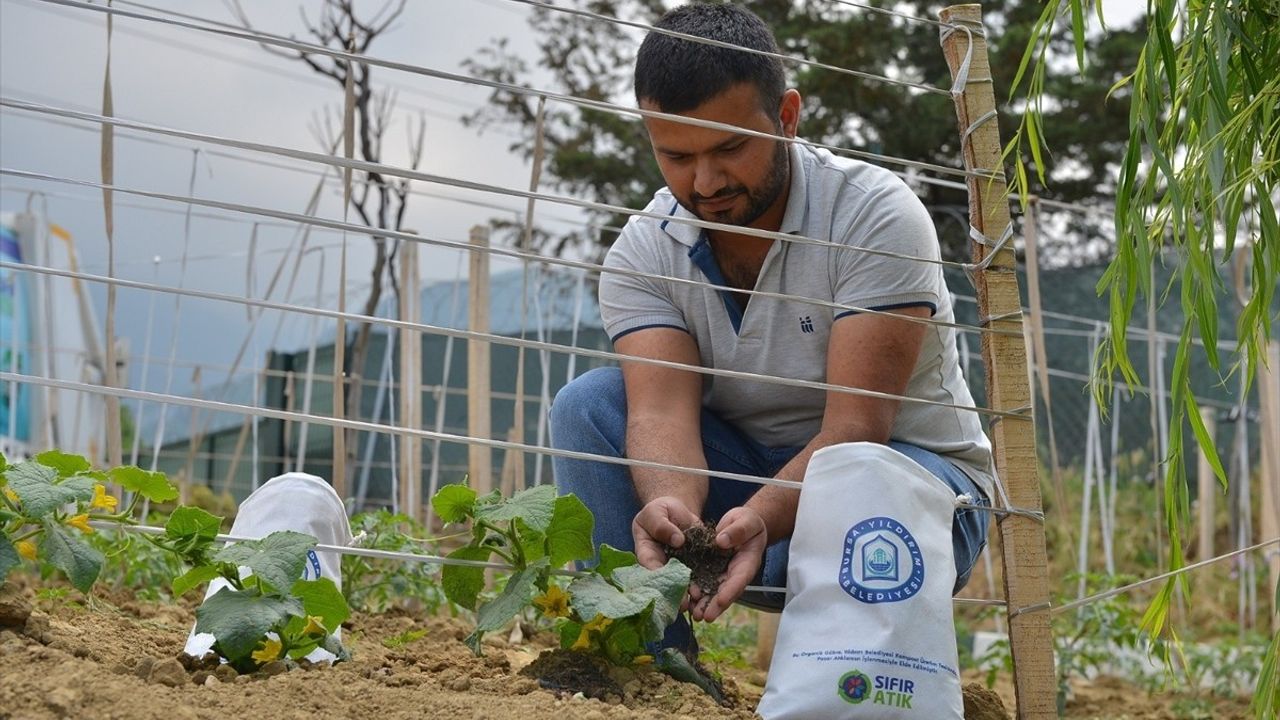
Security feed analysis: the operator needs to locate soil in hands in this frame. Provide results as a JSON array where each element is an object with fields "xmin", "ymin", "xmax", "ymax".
[
  {"xmin": 666, "ymin": 522, "xmax": 731, "ymax": 598},
  {"xmin": 520, "ymin": 648, "xmax": 622, "ymax": 701}
]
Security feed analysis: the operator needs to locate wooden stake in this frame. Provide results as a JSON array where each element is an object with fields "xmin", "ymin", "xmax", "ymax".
[
  {"xmin": 1258, "ymin": 340, "xmax": 1280, "ymax": 630},
  {"xmin": 939, "ymin": 7, "xmax": 1056, "ymax": 718},
  {"xmin": 755, "ymin": 611, "xmax": 780, "ymax": 671},
  {"xmin": 1197, "ymin": 405, "xmax": 1217, "ymax": 562},
  {"xmin": 468, "ymin": 226, "xmax": 493, "ymax": 496}
]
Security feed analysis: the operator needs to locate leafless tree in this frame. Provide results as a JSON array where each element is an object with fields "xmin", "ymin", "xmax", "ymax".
[{"xmin": 231, "ymin": 0, "xmax": 423, "ymax": 492}]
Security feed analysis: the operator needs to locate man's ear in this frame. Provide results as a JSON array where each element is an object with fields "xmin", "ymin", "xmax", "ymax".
[{"xmin": 778, "ymin": 89, "xmax": 802, "ymax": 138}]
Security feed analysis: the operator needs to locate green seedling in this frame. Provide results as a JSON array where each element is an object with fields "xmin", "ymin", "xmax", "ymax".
[
  {"xmin": 154, "ymin": 505, "xmax": 351, "ymax": 673},
  {"xmin": 0, "ymin": 450, "xmax": 177, "ymax": 592}
]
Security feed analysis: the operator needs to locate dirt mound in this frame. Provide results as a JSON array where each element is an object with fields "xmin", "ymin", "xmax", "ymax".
[{"xmin": 962, "ymin": 681, "xmax": 1010, "ymax": 720}]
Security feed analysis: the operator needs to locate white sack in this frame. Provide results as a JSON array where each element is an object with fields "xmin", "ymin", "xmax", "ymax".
[
  {"xmin": 757, "ymin": 442, "xmax": 964, "ymax": 719},
  {"xmin": 184, "ymin": 472, "xmax": 352, "ymax": 663}
]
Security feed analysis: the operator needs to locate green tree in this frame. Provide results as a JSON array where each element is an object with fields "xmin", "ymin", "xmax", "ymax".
[
  {"xmin": 463, "ymin": 0, "xmax": 1143, "ymax": 263},
  {"xmin": 1007, "ymin": 0, "xmax": 1278, "ymax": 716}
]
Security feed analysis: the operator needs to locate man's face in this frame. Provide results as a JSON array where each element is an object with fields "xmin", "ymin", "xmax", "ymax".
[{"xmin": 641, "ymin": 83, "xmax": 793, "ymax": 228}]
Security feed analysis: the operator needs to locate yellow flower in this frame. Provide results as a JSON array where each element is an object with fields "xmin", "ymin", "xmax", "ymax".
[
  {"xmin": 90, "ymin": 484, "xmax": 118, "ymax": 511},
  {"xmin": 251, "ymin": 637, "xmax": 282, "ymax": 664},
  {"xmin": 66, "ymin": 514, "xmax": 94, "ymax": 534},
  {"xmin": 532, "ymin": 584, "xmax": 571, "ymax": 619},
  {"xmin": 16, "ymin": 540, "xmax": 37, "ymax": 561},
  {"xmin": 3, "ymin": 487, "xmax": 18, "ymax": 504},
  {"xmin": 302, "ymin": 615, "xmax": 327, "ymax": 637},
  {"xmin": 571, "ymin": 613, "xmax": 612, "ymax": 651},
  {"xmin": 632, "ymin": 654, "xmax": 654, "ymax": 666}
]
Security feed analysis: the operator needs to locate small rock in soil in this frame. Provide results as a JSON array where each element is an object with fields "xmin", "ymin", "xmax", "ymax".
[
  {"xmin": 213, "ymin": 664, "xmax": 238, "ymax": 683},
  {"xmin": 191, "ymin": 671, "xmax": 211, "ymax": 686},
  {"xmin": 261, "ymin": 660, "xmax": 288, "ymax": 677},
  {"xmin": 148, "ymin": 657, "xmax": 189, "ymax": 687},
  {"xmin": 448, "ymin": 676, "xmax": 472, "ymax": 692},
  {"xmin": 44, "ymin": 686, "xmax": 81, "ymax": 715},
  {"xmin": 23, "ymin": 611, "xmax": 53, "ymax": 643},
  {"xmin": 666, "ymin": 522, "xmax": 731, "ymax": 597},
  {"xmin": 962, "ymin": 681, "xmax": 1011, "ymax": 720},
  {"xmin": 133, "ymin": 656, "xmax": 156, "ymax": 680},
  {"xmin": 204, "ymin": 675, "xmax": 220, "ymax": 687},
  {"xmin": 0, "ymin": 589, "xmax": 32, "ymax": 629}
]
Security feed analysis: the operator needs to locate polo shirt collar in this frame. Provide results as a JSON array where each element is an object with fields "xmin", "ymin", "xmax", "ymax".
[{"xmin": 658, "ymin": 141, "xmax": 810, "ymax": 247}]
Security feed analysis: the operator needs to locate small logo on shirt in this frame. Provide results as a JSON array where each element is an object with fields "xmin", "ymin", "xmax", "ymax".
[{"xmin": 799, "ymin": 316, "xmax": 815, "ymax": 333}]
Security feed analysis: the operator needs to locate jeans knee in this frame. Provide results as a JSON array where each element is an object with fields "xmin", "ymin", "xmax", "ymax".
[{"xmin": 550, "ymin": 367, "xmax": 626, "ymax": 448}]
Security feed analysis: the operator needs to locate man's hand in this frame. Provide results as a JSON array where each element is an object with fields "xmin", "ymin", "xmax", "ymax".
[
  {"xmin": 632, "ymin": 496, "xmax": 702, "ymax": 570},
  {"xmin": 689, "ymin": 506, "xmax": 767, "ymax": 622}
]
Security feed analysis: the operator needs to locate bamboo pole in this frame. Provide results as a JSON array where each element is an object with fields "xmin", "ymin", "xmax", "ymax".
[
  {"xmin": 1197, "ymin": 405, "xmax": 1217, "ymax": 562},
  {"xmin": 398, "ymin": 237, "xmax": 419, "ymax": 519},
  {"xmin": 939, "ymin": 7, "xmax": 1056, "ymax": 717},
  {"xmin": 468, "ymin": 225, "xmax": 493, "ymax": 495}
]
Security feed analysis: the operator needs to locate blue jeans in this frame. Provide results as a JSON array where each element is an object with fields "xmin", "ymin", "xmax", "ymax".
[{"xmin": 549, "ymin": 367, "xmax": 989, "ymax": 646}]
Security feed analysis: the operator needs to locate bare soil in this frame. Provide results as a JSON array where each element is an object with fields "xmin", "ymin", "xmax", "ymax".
[{"xmin": 0, "ymin": 582, "xmax": 1252, "ymax": 720}]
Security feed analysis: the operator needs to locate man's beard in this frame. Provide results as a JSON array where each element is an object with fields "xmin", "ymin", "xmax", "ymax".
[{"xmin": 687, "ymin": 140, "xmax": 790, "ymax": 227}]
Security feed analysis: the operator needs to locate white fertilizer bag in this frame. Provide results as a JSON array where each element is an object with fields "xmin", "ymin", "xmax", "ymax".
[
  {"xmin": 757, "ymin": 442, "xmax": 964, "ymax": 719},
  {"xmin": 184, "ymin": 472, "xmax": 353, "ymax": 663}
]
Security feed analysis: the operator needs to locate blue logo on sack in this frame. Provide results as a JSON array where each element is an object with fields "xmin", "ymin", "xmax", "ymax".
[
  {"xmin": 839, "ymin": 516, "xmax": 924, "ymax": 604},
  {"xmin": 302, "ymin": 549, "xmax": 322, "ymax": 580}
]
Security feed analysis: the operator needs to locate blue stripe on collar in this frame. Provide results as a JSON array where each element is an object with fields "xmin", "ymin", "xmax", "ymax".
[{"xmin": 688, "ymin": 233, "xmax": 743, "ymax": 334}]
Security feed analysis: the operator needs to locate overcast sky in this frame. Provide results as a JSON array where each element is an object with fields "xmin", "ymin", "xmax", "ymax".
[{"xmin": 0, "ymin": 0, "xmax": 1147, "ymax": 400}]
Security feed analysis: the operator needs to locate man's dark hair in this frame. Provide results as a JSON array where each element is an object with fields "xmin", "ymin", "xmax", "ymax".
[{"xmin": 634, "ymin": 3, "xmax": 785, "ymax": 116}]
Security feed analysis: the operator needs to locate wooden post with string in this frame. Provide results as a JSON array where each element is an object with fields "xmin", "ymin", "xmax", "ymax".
[
  {"xmin": 1259, "ymin": 340, "xmax": 1280, "ymax": 630},
  {"xmin": 939, "ymin": 6, "xmax": 1056, "ymax": 717},
  {"xmin": 468, "ymin": 226, "xmax": 493, "ymax": 496},
  {"xmin": 397, "ymin": 237, "xmax": 422, "ymax": 520}
]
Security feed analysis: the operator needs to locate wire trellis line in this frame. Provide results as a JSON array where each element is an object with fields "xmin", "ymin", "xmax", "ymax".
[
  {"xmin": 85, "ymin": 519, "xmax": 1006, "ymax": 606},
  {"xmin": 32, "ymin": 0, "xmax": 992, "ymax": 181},
  {"xmin": 1048, "ymin": 536, "xmax": 1280, "ymax": 616},
  {"xmin": 1, "ymin": 259, "xmax": 1033, "ymax": 418},
  {"xmin": 0, "ymin": 99, "xmax": 982, "ymax": 271},
  {"xmin": 0, "ymin": 167, "xmax": 1023, "ymax": 341},
  {"xmin": 500, "ymin": 0, "xmax": 950, "ymax": 96}
]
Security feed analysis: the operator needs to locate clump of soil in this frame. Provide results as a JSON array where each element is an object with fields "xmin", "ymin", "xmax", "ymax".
[
  {"xmin": 667, "ymin": 522, "xmax": 730, "ymax": 597},
  {"xmin": 519, "ymin": 648, "xmax": 621, "ymax": 700},
  {"xmin": 962, "ymin": 682, "xmax": 1010, "ymax": 720}
]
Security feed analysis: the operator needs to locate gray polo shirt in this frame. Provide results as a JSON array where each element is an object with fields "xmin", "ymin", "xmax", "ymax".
[{"xmin": 599, "ymin": 142, "xmax": 995, "ymax": 499}]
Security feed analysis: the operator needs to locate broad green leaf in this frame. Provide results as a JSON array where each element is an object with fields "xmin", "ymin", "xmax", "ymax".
[
  {"xmin": 172, "ymin": 565, "xmax": 222, "ymax": 596},
  {"xmin": 8, "ymin": 462, "xmax": 85, "ymax": 518},
  {"xmin": 60, "ymin": 476, "xmax": 97, "ymax": 497},
  {"xmin": 558, "ymin": 619, "xmax": 582, "ymax": 649},
  {"xmin": 568, "ymin": 574, "xmax": 653, "ymax": 622},
  {"xmin": 595, "ymin": 544, "xmax": 637, "ymax": 579},
  {"xmin": 546, "ymin": 494, "xmax": 594, "ymax": 568},
  {"xmin": 166, "ymin": 506, "xmax": 223, "ymax": 541},
  {"xmin": 108, "ymin": 466, "xmax": 178, "ymax": 503},
  {"xmin": 517, "ymin": 524, "xmax": 548, "ymax": 565},
  {"xmin": 474, "ymin": 484, "xmax": 556, "ymax": 533},
  {"xmin": 213, "ymin": 531, "xmax": 316, "ymax": 594},
  {"xmin": 194, "ymin": 587, "xmax": 304, "ymax": 663},
  {"xmin": 431, "ymin": 483, "xmax": 477, "ymax": 524},
  {"xmin": 291, "ymin": 577, "xmax": 350, "ymax": 632},
  {"xmin": 441, "ymin": 545, "xmax": 490, "ymax": 610},
  {"xmin": 286, "ymin": 638, "xmax": 322, "ymax": 660},
  {"xmin": 601, "ymin": 616, "xmax": 647, "ymax": 665},
  {"xmin": 0, "ymin": 533, "xmax": 19, "ymax": 582},
  {"xmin": 464, "ymin": 563, "xmax": 543, "ymax": 654},
  {"xmin": 34, "ymin": 450, "xmax": 91, "ymax": 478},
  {"xmin": 40, "ymin": 520, "xmax": 103, "ymax": 592},
  {"xmin": 571, "ymin": 559, "xmax": 690, "ymax": 641}
]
